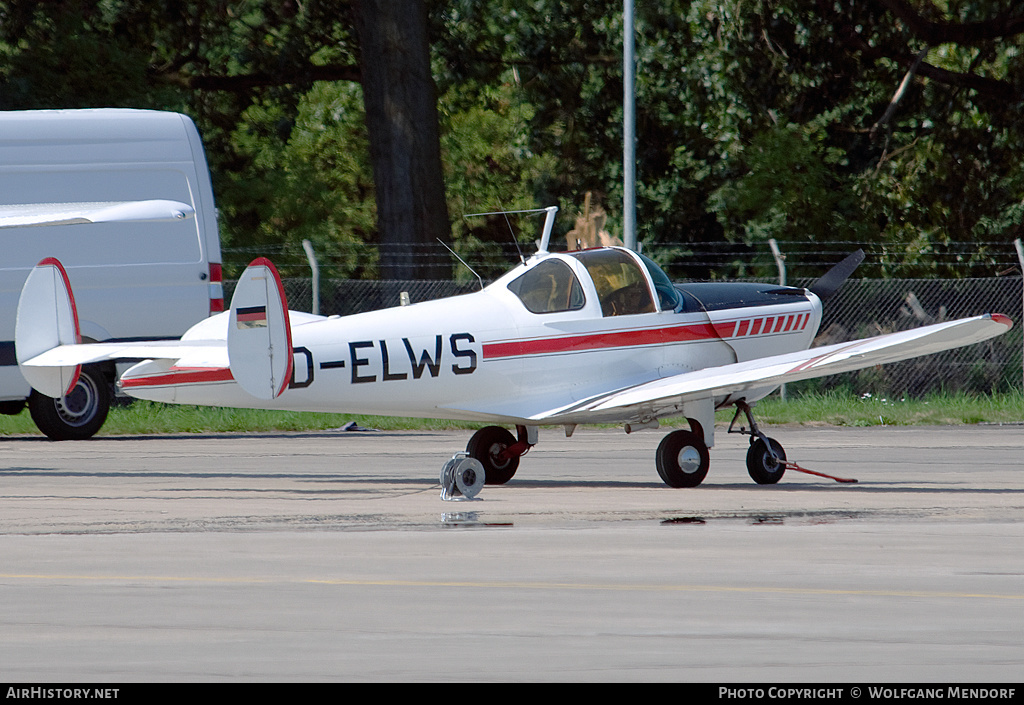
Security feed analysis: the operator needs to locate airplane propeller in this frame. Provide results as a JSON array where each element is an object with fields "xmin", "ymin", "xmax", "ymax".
[{"xmin": 808, "ymin": 249, "xmax": 865, "ymax": 301}]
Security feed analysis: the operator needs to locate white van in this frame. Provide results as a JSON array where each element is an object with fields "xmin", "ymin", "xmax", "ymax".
[{"xmin": 0, "ymin": 109, "xmax": 223, "ymax": 439}]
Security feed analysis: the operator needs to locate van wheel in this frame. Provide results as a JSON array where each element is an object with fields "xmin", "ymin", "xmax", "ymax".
[
  {"xmin": 0, "ymin": 399, "xmax": 25, "ymax": 415},
  {"xmin": 28, "ymin": 367, "xmax": 111, "ymax": 440}
]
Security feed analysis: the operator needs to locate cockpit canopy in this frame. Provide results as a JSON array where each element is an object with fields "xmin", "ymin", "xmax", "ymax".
[
  {"xmin": 568, "ymin": 248, "xmax": 655, "ymax": 316},
  {"xmin": 506, "ymin": 247, "xmax": 682, "ymax": 316}
]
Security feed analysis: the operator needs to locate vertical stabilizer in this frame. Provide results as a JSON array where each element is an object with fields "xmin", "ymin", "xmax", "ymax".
[
  {"xmin": 16, "ymin": 258, "xmax": 82, "ymax": 397},
  {"xmin": 228, "ymin": 258, "xmax": 293, "ymax": 400}
]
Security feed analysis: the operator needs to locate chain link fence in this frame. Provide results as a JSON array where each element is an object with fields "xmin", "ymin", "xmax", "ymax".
[
  {"xmin": 226, "ymin": 275, "xmax": 1023, "ymax": 398},
  {"xmin": 789, "ymin": 276, "xmax": 1022, "ymax": 397}
]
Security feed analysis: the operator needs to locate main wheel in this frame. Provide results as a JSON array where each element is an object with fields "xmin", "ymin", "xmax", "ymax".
[
  {"xmin": 746, "ymin": 437, "xmax": 786, "ymax": 484},
  {"xmin": 28, "ymin": 366, "xmax": 111, "ymax": 440},
  {"xmin": 466, "ymin": 426, "xmax": 520, "ymax": 485},
  {"xmin": 656, "ymin": 429, "xmax": 710, "ymax": 488}
]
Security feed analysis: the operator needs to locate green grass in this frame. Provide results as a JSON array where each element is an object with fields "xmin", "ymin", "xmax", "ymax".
[
  {"xmin": 0, "ymin": 391, "xmax": 1021, "ymax": 437},
  {"xmin": 740, "ymin": 390, "xmax": 1024, "ymax": 427},
  {"xmin": 0, "ymin": 401, "xmax": 481, "ymax": 436}
]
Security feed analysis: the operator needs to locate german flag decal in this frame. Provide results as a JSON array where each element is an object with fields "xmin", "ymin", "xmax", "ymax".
[{"xmin": 236, "ymin": 305, "xmax": 268, "ymax": 328}]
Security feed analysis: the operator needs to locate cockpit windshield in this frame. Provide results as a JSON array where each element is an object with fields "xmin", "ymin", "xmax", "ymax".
[
  {"xmin": 569, "ymin": 249, "xmax": 657, "ymax": 316},
  {"xmin": 637, "ymin": 253, "xmax": 683, "ymax": 311}
]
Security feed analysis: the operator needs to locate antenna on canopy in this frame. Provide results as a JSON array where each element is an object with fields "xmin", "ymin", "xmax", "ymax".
[
  {"xmin": 503, "ymin": 210, "xmax": 526, "ymax": 264},
  {"xmin": 437, "ymin": 238, "xmax": 484, "ymax": 291}
]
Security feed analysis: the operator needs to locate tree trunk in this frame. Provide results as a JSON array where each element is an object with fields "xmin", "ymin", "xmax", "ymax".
[{"xmin": 354, "ymin": 0, "xmax": 451, "ymax": 279}]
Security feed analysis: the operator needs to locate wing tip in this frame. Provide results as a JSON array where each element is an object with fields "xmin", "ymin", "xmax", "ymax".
[{"xmin": 989, "ymin": 313, "xmax": 1014, "ymax": 329}]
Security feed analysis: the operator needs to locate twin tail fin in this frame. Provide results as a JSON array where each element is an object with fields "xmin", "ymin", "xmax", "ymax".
[{"xmin": 16, "ymin": 257, "xmax": 293, "ymax": 402}]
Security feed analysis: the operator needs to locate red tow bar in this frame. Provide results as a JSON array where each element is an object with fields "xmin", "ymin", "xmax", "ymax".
[{"xmin": 782, "ymin": 461, "xmax": 857, "ymax": 484}]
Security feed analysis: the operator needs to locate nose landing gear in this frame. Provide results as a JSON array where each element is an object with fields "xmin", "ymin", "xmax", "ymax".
[
  {"xmin": 730, "ymin": 401, "xmax": 857, "ymax": 485},
  {"xmin": 730, "ymin": 401, "xmax": 788, "ymax": 484}
]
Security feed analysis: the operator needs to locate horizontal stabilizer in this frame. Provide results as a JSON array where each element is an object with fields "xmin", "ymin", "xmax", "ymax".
[
  {"xmin": 228, "ymin": 258, "xmax": 293, "ymax": 400},
  {"xmin": 21, "ymin": 339, "xmax": 227, "ymax": 370},
  {"xmin": 16, "ymin": 258, "xmax": 82, "ymax": 397},
  {"xmin": 0, "ymin": 200, "xmax": 195, "ymax": 229}
]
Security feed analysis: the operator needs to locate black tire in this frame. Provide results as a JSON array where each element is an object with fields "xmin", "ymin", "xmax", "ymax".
[
  {"xmin": 28, "ymin": 366, "xmax": 111, "ymax": 440},
  {"xmin": 746, "ymin": 437, "xmax": 786, "ymax": 484},
  {"xmin": 0, "ymin": 399, "xmax": 25, "ymax": 415},
  {"xmin": 466, "ymin": 425, "xmax": 520, "ymax": 485},
  {"xmin": 656, "ymin": 429, "xmax": 710, "ymax": 488}
]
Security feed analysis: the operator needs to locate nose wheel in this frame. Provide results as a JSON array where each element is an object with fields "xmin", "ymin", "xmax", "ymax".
[
  {"xmin": 729, "ymin": 401, "xmax": 787, "ymax": 484},
  {"xmin": 746, "ymin": 436, "xmax": 787, "ymax": 484},
  {"xmin": 729, "ymin": 401, "xmax": 856, "ymax": 484}
]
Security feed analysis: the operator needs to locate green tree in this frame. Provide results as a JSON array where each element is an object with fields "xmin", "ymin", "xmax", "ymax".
[
  {"xmin": 678, "ymin": 0, "xmax": 1024, "ymax": 277},
  {"xmin": 4, "ymin": 0, "xmax": 1023, "ymax": 282},
  {"xmin": 436, "ymin": 0, "xmax": 1024, "ymax": 279},
  {"xmin": 0, "ymin": 0, "xmax": 453, "ymax": 278},
  {"xmin": 219, "ymin": 82, "xmax": 376, "ymax": 278}
]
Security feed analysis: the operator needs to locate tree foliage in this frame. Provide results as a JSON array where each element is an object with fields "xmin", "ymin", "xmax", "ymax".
[
  {"xmin": 0, "ymin": 0, "xmax": 1022, "ymax": 280},
  {"xmin": 436, "ymin": 0, "xmax": 1024, "ymax": 278}
]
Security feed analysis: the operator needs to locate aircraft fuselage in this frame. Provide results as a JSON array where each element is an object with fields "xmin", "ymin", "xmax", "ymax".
[{"xmin": 121, "ymin": 250, "xmax": 822, "ymax": 425}]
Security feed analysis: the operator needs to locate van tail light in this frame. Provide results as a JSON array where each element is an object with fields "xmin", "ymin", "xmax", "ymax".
[{"xmin": 208, "ymin": 262, "xmax": 224, "ymax": 314}]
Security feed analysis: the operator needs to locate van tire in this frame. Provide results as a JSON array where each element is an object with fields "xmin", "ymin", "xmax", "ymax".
[
  {"xmin": 0, "ymin": 399, "xmax": 25, "ymax": 415},
  {"xmin": 28, "ymin": 366, "xmax": 111, "ymax": 440}
]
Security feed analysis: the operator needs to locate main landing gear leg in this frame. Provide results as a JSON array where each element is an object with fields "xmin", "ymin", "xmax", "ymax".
[{"xmin": 729, "ymin": 401, "xmax": 787, "ymax": 485}]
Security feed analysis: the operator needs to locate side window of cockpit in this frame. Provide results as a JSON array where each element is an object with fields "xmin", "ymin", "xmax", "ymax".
[
  {"xmin": 507, "ymin": 259, "xmax": 586, "ymax": 314},
  {"xmin": 572, "ymin": 249, "xmax": 657, "ymax": 316}
]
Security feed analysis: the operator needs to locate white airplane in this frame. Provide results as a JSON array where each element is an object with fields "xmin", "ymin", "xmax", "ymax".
[{"xmin": 9, "ymin": 205, "xmax": 1013, "ymax": 491}]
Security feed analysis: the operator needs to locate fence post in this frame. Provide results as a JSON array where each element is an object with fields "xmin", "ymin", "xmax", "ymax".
[
  {"xmin": 1014, "ymin": 239, "xmax": 1024, "ymax": 393},
  {"xmin": 769, "ymin": 238, "xmax": 786, "ymax": 286},
  {"xmin": 302, "ymin": 239, "xmax": 320, "ymax": 315},
  {"xmin": 769, "ymin": 239, "xmax": 787, "ymax": 400}
]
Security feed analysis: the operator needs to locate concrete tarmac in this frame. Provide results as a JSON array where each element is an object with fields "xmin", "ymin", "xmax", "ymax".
[{"xmin": 0, "ymin": 424, "xmax": 1021, "ymax": 682}]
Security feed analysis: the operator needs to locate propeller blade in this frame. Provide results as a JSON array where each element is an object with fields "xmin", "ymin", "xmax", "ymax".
[{"xmin": 809, "ymin": 249, "xmax": 864, "ymax": 300}]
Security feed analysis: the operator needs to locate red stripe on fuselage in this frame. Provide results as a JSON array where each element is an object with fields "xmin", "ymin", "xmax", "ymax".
[
  {"xmin": 484, "ymin": 309, "xmax": 811, "ymax": 360},
  {"xmin": 120, "ymin": 367, "xmax": 234, "ymax": 389},
  {"xmin": 484, "ymin": 321, "xmax": 721, "ymax": 359},
  {"xmin": 714, "ymin": 321, "xmax": 737, "ymax": 338}
]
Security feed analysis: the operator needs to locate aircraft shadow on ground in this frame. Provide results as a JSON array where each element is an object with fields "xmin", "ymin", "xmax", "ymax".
[{"xmin": 3, "ymin": 467, "xmax": 1022, "ymax": 495}]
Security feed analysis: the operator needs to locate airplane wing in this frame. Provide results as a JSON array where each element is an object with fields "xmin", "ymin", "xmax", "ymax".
[
  {"xmin": 530, "ymin": 313, "xmax": 1013, "ymax": 423},
  {"xmin": 0, "ymin": 200, "xmax": 195, "ymax": 228}
]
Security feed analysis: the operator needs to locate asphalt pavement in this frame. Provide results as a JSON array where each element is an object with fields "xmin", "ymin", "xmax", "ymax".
[{"xmin": 0, "ymin": 424, "xmax": 1021, "ymax": 681}]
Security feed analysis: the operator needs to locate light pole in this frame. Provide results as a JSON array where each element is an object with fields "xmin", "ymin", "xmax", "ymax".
[{"xmin": 623, "ymin": 0, "xmax": 637, "ymax": 251}]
